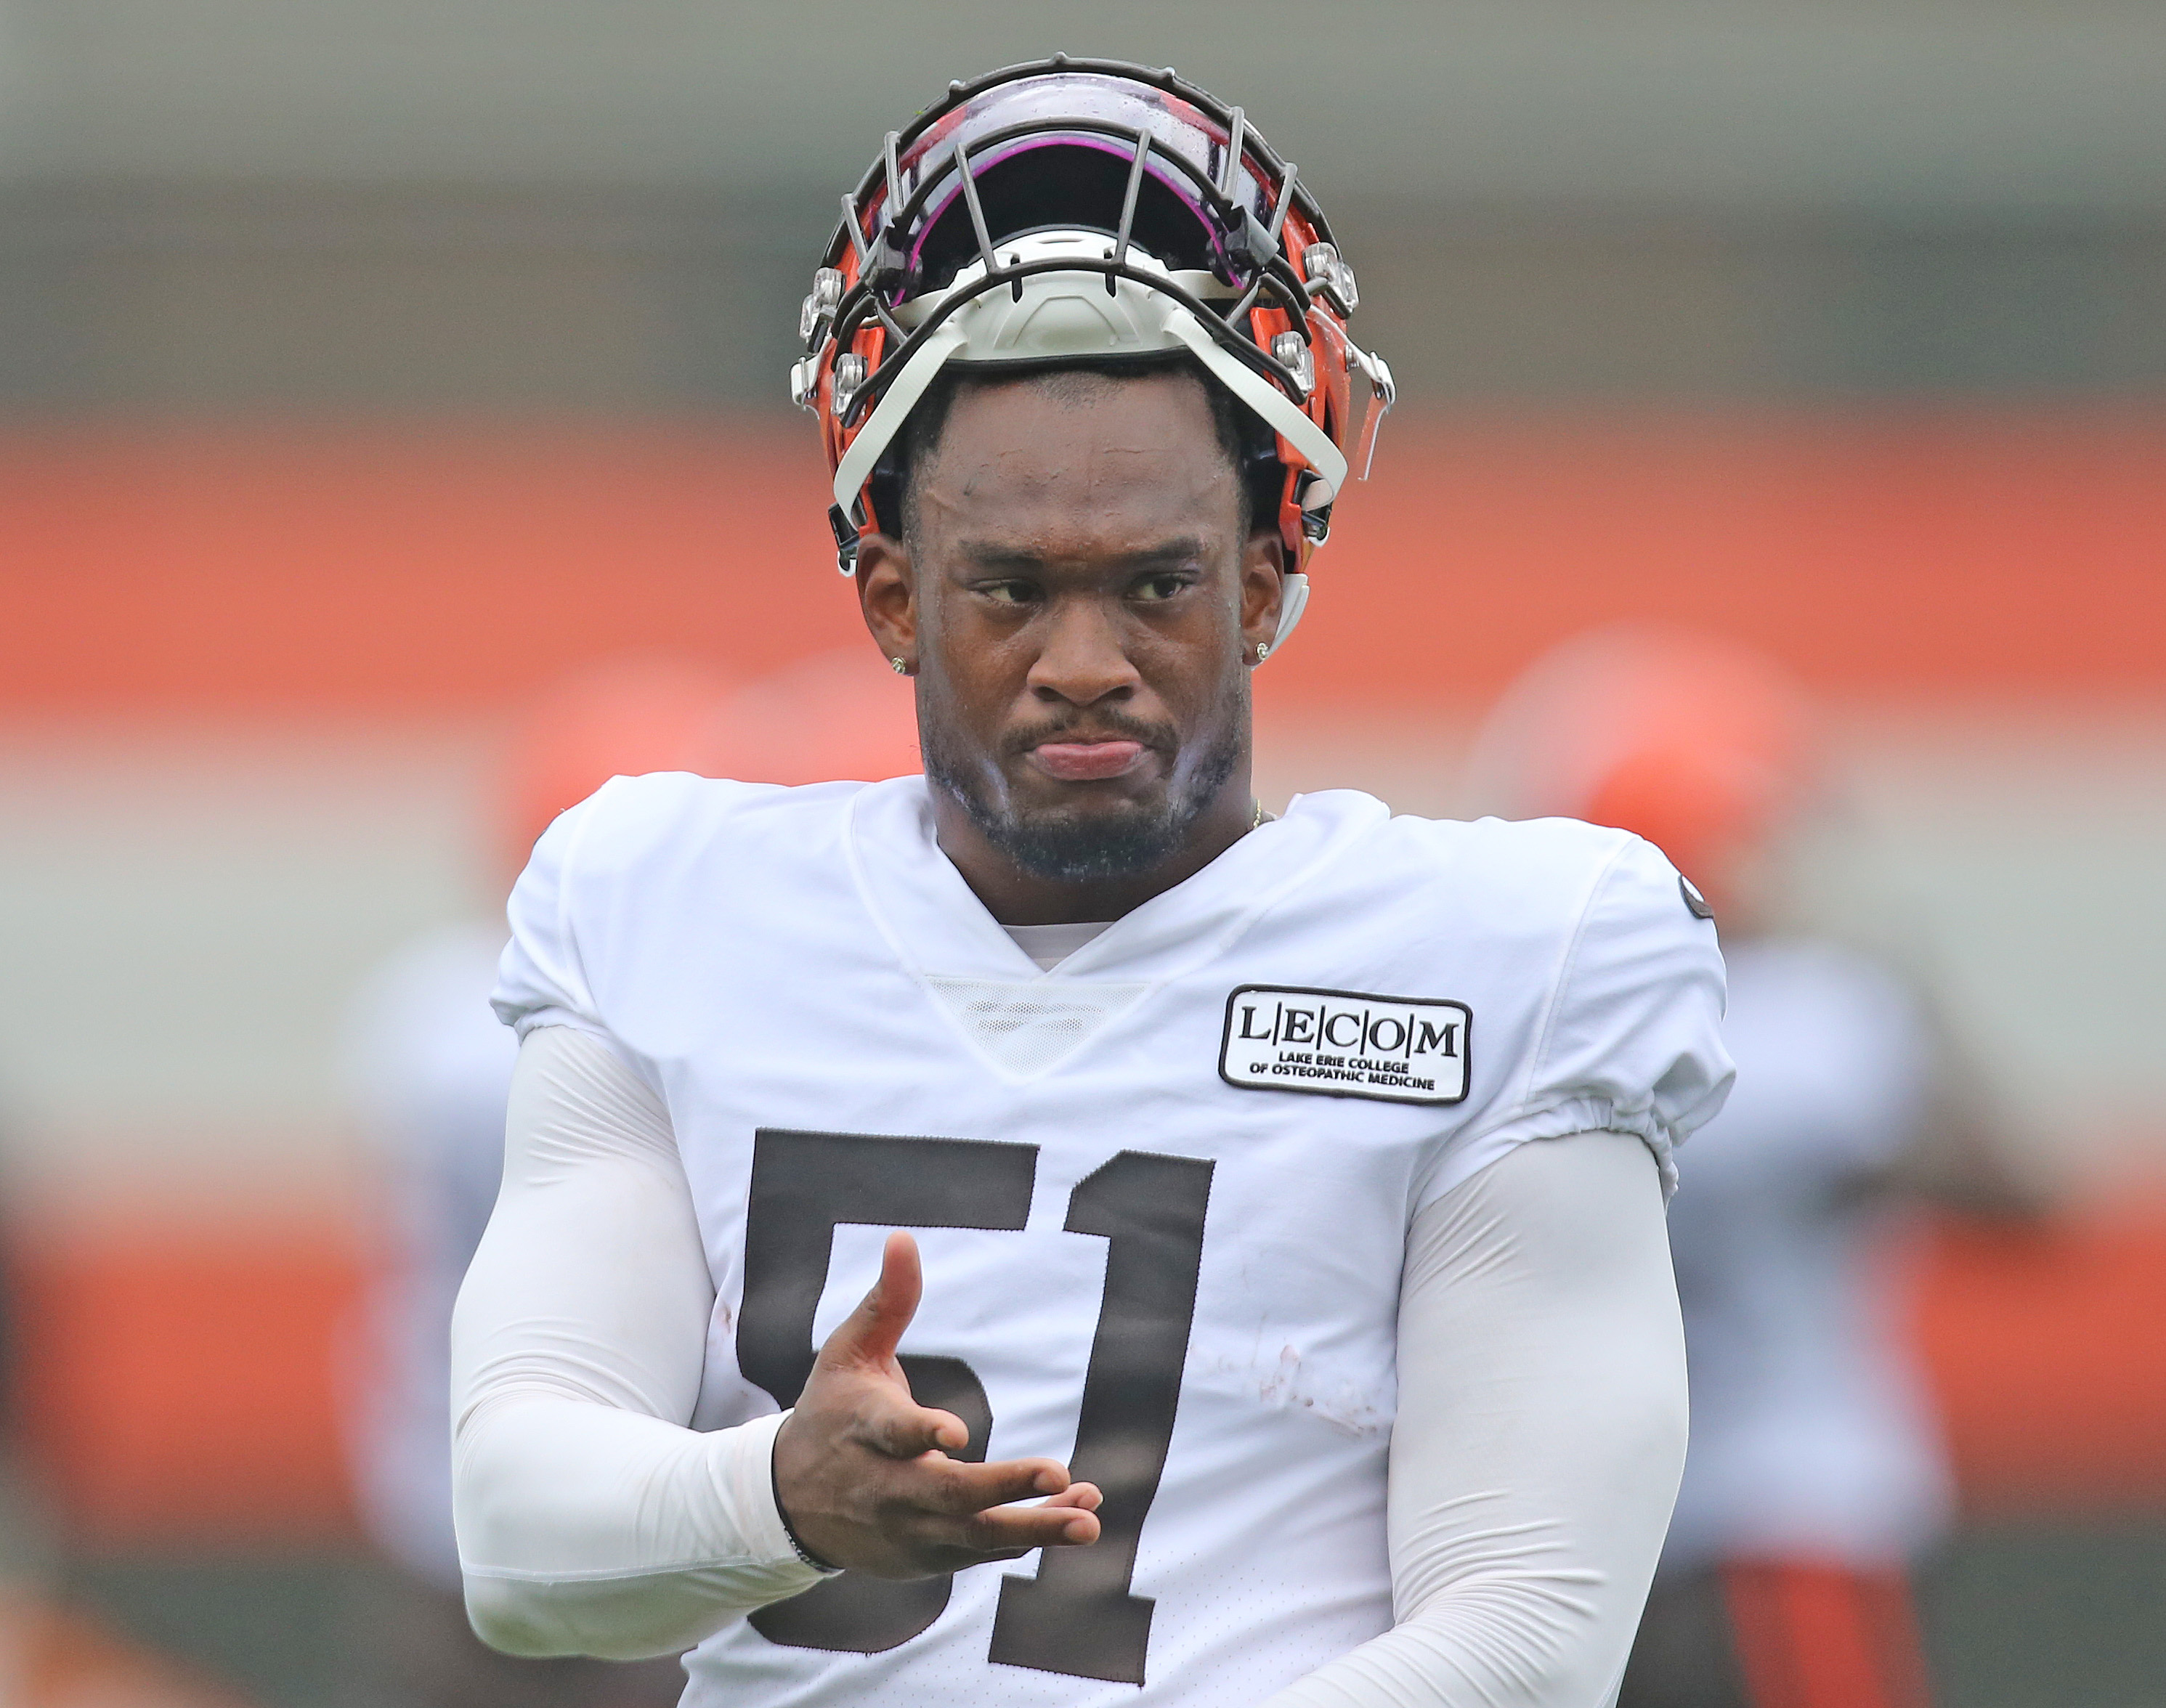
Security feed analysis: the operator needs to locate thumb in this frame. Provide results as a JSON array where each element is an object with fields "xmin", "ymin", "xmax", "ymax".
[{"xmin": 821, "ymin": 1230, "xmax": 922, "ymax": 1370}]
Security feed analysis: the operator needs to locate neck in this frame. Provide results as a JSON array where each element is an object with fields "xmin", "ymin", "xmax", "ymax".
[{"xmin": 930, "ymin": 771, "xmax": 1259, "ymax": 927}]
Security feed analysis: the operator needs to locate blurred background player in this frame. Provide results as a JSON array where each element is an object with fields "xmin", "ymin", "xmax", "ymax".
[
  {"xmin": 1467, "ymin": 626, "xmax": 2040, "ymax": 1708},
  {"xmin": 340, "ymin": 654, "xmax": 737, "ymax": 1707},
  {"xmin": 340, "ymin": 648, "xmax": 919, "ymax": 1705}
]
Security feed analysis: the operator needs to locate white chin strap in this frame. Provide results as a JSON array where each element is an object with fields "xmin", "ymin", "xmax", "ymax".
[
  {"xmin": 1272, "ymin": 572, "xmax": 1310, "ymax": 651},
  {"xmin": 830, "ymin": 231, "xmax": 1346, "ymax": 659}
]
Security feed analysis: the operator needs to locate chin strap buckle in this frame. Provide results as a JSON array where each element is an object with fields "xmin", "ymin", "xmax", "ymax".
[{"xmin": 828, "ymin": 504, "xmax": 861, "ymax": 574}]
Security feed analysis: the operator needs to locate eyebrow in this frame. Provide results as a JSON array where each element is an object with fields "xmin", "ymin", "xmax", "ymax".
[{"xmin": 957, "ymin": 537, "xmax": 1212, "ymax": 572}]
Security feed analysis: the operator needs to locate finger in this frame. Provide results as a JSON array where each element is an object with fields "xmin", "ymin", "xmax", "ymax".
[
  {"xmin": 1039, "ymin": 1481, "xmax": 1102, "ymax": 1513},
  {"xmin": 820, "ymin": 1231, "xmax": 921, "ymax": 1370},
  {"xmin": 859, "ymin": 1395, "xmax": 972, "ymax": 1459},
  {"xmin": 962, "ymin": 1500, "xmax": 1103, "ymax": 1554},
  {"xmin": 915, "ymin": 1456, "xmax": 1078, "ymax": 1517}
]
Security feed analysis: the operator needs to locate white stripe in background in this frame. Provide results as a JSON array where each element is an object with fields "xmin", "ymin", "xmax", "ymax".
[{"xmin": 0, "ymin": 709, "xmax": 2159, "ymax": 1206}]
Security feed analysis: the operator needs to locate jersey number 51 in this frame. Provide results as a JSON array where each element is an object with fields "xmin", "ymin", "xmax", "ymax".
[{"xmin": 737, "ymin": 1129, "xmax": 1215, "ymax": 1685}]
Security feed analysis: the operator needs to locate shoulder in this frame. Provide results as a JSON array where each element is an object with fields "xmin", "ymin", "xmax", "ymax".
[
  {"xmin": 1271, "ymin": 804, "xmax": 1707, "ymax": 1001},
  {"xmin": 1315, "ymin": 802, "xmax": 1737, "ymax": 1204},
  {"xmin": 495, "ymin": 773, "xmax": 885, "ymax": 1036},
  {"xmin": 1362, "ymin": 810, "xmax": 1671, "ymax": 941},
  {"xmin": 1437, "ymin": 811, "xmax": 1642, "ymax": 888},
  {"xmin": 551, "ymin": 771, "xmax": 861, "ymax": 874},
  {"xmin": 1367, "ymin": 805, "xmax": 1633, "ymax": 871},
  {"xmin": 533, "ymin": 771, "xmax": 884, "ymax": 908},
  {"xmin": 1400, "ymin": 818, "xmax": 1730, "ymax": 1192},
  {"xmin": 1393, "ymin": 816, "xmax": 1725, "ymax": 1044}
]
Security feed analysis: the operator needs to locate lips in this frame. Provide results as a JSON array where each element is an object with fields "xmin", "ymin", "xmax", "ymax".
[{"xmin": 1028, "ymin": 739, "xmax": 1150, "ymax": 782}]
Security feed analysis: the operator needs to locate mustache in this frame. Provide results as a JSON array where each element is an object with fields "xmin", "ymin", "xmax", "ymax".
[{"xmin": 999, "ymin": 711, "xmax": 1178, "ymax": 761}]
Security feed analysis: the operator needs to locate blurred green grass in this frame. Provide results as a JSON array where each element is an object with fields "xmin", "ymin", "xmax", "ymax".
[{"xmin": 55, "ymin": 1519, "xmax": 2166, "ymax": 1708}]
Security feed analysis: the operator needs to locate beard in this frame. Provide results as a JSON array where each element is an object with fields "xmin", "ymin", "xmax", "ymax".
[{"xmin": 921, "ymin": 693, "xmax": 1245, "ymax": 884}]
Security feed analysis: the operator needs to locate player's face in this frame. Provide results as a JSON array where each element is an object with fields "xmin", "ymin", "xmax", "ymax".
[{"xmin": 857, "ymin": 370, "xmax": 1283, "ymax": 888}]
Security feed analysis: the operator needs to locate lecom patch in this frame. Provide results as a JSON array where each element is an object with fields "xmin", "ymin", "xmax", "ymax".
[{"xmin": 1219, "ymin": 985, "xmax": 1472, "ymax": 1105}]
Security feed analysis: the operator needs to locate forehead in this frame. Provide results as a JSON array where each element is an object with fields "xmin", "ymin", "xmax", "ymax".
[{"xmin": 914, "ymin": 369, "xmax": 1239, "ymax": 553}]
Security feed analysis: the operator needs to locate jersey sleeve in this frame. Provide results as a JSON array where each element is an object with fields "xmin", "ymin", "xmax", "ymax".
[
  {"xmin": 492, "ymin": 787, "xmax": 612, "ymax": 1041},
  {"xmin": 1434, "ymin": 832, "xmax": 1735, "ymax": 1207}
]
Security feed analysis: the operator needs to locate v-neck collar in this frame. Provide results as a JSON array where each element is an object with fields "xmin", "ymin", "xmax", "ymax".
[
  {"xmin": 844, "ymin": 776, "xmax": 1390, "ymax": 988},
  {"xmin": 1003, "ymin": 919, "xmax": 1116, "ymax": 971}
]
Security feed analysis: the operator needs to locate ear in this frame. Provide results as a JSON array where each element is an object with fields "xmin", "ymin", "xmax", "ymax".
[
  {"xmin": 1237, "ymin": 528, "xmax": 1287, "ymax": 666},
  {"xmin": 855, "ymin": 533, "xmax": 919, "ymax": 672}
]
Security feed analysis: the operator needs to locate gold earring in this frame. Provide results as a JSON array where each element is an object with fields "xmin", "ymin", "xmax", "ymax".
[
  {"xmin": 891, "ymin": 656, "xmax": 909, "ymax": 675},
  {"xmin": 1253, "ymin": 641, "xmax": 1270, "ymax": 665}
]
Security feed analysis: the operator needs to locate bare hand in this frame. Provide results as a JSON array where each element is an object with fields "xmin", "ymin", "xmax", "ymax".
[{"xmin": 772, "ymin": 1231, "xmax": 1102, "ymax": 1579}]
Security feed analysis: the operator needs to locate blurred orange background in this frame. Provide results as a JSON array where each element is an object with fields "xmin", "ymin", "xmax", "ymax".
[
  {"xmin": 7, "ymin": 412, "xmax": 2163, "ymax": 1543},
  {"xmin": 9, "ymin": 412, "xmax": 2164, "ymax": 717},
  {"xmin": 6, "ymin": 7, "xmax": 2166, "ymax": 1701}
]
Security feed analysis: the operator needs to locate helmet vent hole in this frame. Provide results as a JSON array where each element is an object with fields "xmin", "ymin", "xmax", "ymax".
[{"xmin": 914, "ymin": 143, "xmax": 1220, "ymax": 294}]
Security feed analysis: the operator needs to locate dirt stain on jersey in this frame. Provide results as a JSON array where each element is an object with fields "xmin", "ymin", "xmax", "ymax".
[{"xmin": 1244, "ymin": 1344, "xmax": 1387, "ymax": 1439}]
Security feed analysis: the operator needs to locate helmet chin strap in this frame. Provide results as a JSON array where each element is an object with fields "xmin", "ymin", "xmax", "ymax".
[
  {"xmin": 830, "ymin": 322, "xmax": 969, "ymax": 534},
  {"xmin": 1268, "ymin": 572, "xmax": 1310, "ymax": 655}
]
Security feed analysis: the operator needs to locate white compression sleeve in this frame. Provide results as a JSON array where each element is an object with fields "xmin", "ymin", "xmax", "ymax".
[
  {"xmin": 1261, "ymin": 1130, "xmax": 1688, "ymax": 1708},
  {"xmin": 450, "ymin": 1025, "xmax": 824, "ymax": 1660}
]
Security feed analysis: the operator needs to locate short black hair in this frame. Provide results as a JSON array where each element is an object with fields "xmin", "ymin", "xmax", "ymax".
[{"xmin": 872, "ymin": 354, "xmax": 1280, "ymax": 548}]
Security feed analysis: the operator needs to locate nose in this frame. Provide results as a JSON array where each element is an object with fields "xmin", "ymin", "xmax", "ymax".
[{"xmin": 1026, "ymin": 595, "xmax": 1143, "ymax": 709}]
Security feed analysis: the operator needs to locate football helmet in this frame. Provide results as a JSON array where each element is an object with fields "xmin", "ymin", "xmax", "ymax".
[{"xmin": 790, "ymin": 56, "xmax": 1395, "ymax": 656}]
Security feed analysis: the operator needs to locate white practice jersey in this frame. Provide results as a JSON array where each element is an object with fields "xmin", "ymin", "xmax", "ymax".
[
  {"xmin": 1660, "ymin": 937, "xmax": 1953, "ymax": 1570},
  {"xmin": 492, "ymin": 775, "xmax": 1731, "ymax": 1708}
]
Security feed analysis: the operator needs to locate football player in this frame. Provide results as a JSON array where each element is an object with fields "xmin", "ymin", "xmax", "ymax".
[
  {"xmin": 1467, "ymin": 627, "xmax": 2035, "ymax": 1708},
  {"xmin": 450, "ymin": 60, "xmax": 1732, "ymax": 1707}
]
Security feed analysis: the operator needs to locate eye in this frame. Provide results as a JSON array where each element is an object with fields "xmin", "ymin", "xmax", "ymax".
[
  {"xmin": 1132, "ymin": 572, "xmax": 1192, "ymax": 603},
  {"xmin": 978, "ymin": 580, "xmax": 1037, "ymax": 606}
]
